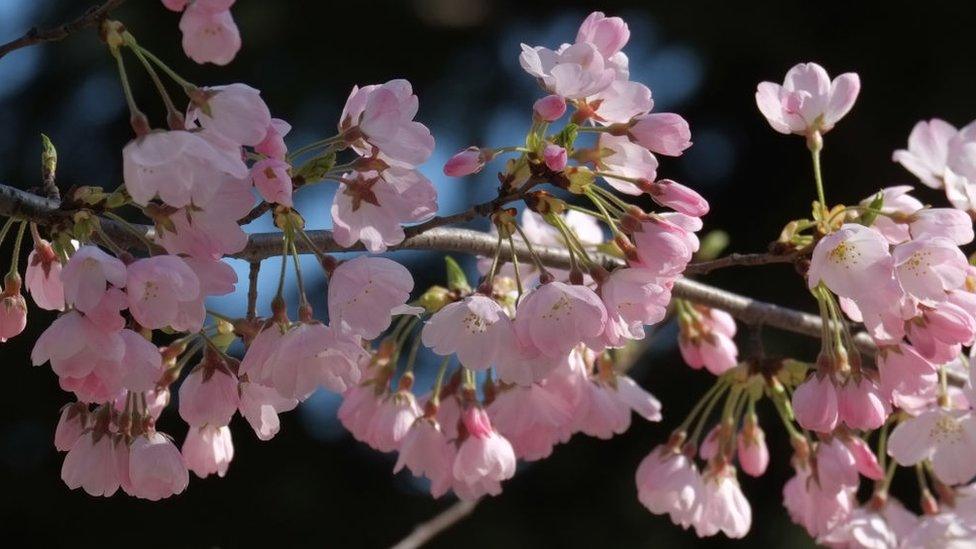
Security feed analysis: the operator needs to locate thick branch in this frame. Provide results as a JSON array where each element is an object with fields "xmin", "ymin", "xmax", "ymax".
[
  {"xmin": 0, "ymin": 0, "xmax": 127, "ymax": 61},
  {"xmin": 390, "ymin": 499, "xmax": 479, "ymax": 549}
]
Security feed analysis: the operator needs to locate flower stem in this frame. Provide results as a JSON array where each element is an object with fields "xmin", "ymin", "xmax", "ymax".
[
  {"xmin": 8, "ymin": 221, "xmax": 26, "ymax": 274},
  {"xmin": 136, "ymin": 46, "xmax": 196, "ymax": 91},
  {"xmin": 810, "ymin": 146, "xmax": 827, "ymax": 209}
]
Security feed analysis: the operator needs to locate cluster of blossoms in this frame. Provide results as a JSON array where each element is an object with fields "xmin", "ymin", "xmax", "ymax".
[{"xmin": 4, "ymin": 4, "xmax": 976, "ymax": 545}]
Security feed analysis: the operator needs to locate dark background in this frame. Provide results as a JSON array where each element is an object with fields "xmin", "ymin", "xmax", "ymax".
[{"xmin": 1, "ymin": 0, "xmax": 973, "ymax": 547}]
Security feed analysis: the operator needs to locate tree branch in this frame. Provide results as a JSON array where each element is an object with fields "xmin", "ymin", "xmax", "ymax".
[
  {"xmin": 390, "ymin": 499, "xmax": 479, "ymax": 549},
  {"xmin": 0, "ymin": 0, "xmax": 128, "ymax": 61},
  {"xmin": 686, "ymin": 251, "xmax": 797, "ymax": 275}
]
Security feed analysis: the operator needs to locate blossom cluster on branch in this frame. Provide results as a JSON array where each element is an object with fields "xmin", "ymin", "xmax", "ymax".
[{"xmin": 3, "ymin": 3, "xmax": 976, "ymax": 546}]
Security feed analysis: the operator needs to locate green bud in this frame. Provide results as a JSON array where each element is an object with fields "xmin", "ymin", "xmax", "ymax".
[
  {"xmin": 295, "ymin": 152, "xmax": 336, "ymax": 183},
  {"xmin": 858, "ymin": 191, "xmax": 884, "ymax": 228},
  {"xmin": 444, "ymin": 256, "xmax": 471, "ymax": 293},
  {"xmin": 698, "ymin": 230, "xmax": 730, "ymax": 261}
]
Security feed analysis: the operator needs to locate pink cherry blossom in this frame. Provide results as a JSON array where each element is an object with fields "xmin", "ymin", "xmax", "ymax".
[
  {"xmin": 636, "ymin": 445, "xmax": 703, "ymax": 528},
  {"xmin": 61, "ymin": 432, "xmax": 126, "ymax": 497},
  {"xmin": 894, "ymin": 119, "xmax": 958, "ymax": 189},
  {"xmin": 421, "ymin": 294, "xmax": 516, "ymax": 370},
  {"xmin": 267, "ymin": 323, "xmax": 367, "ymax": 400},
  {"xmin": 863, "ymin": 185, "xmax": 924, "ymax": 244},
  {"xmin": 452, "ymin": 407, "xmax": 516, "ymax": 495},
  {"xmin": 338, "ymin": 382, "xmax": 384, "ymax": 444},
  {"xmin": 755, "ymin": 62, "xmax": 860, "ymax": 136},
  {"xmin": 819, "ymin": 499, "xmax": 917, "ymax": 548},
  {"xmin": 126, "ymin": 432, "xmax": 189, "ymax": 500},
  {"xmin": 119, "ymin": 329, "xmax": 163, "ymax": 392},
  {"xmin": 339, "ymin": 79, "xmax": 435, "ymax": 167},
  {"xmin": 587, "ymin": 80, "xmax": 653, "ymax": 125},
  {"xmin": 161, "ymin": 0, "xmax": 188, "ymax": 11},
  {"xmin": 255, "ymin": 118, "xmax": 291, "ymax": 160},
  {"xmin": 910, "ymin": 207, "xmax": 975, "ymax": 246},
  {"xmin": 178, "ymin": 366, "xmax": 240, "ymax": 427},
  {"xmin": 888, "ymin": 407, "xmax": 976, "ymax": 485},
  {"xmin": 367, "ymin": 390, "xmax": 421, "ymax": 453},
  {"xmin": 597, "ymin": 133, "xmax": 658, "ymax": 195},
  {"xmin": 487, "ymin": 383, "xmax": 573, "ymax": 460},
  {"xmin": 808, "ymin": 223, "xmax": 899, "ymax": 301},
  {"xmin": 54, "ymin": 403, "xmax": 88, "ymax": 452},
  {"xmin": 251, "ymin": 158, "xmax": 293, "ymax": 207},
  {"xmin": 600, "ymin": 267, "xmax": 670, "ymax": 346},
  {"xmin": 25, "ymin": 239, "xmax": 64, "ymax": 310},
  {"xmin": 533, "ymin": 95, "xmax": 567, "ymax": 122},
  {"xmin": 792, "ymin": 375, "xmax": 839, "ymax": 433},
  {"xmin": 576, "ymin": 11, "xmax": 630, "ymax": 60},
  {"xmin": 628, "ymin": 113, "xmax": 692, "ymax": 156},
  {"xmin": 443, "ymin": 147, "xmax": 486, "ymax": 177},
  {"xmin": 893, "ymin": 237, "xmax": 968, "ymax": 303},
  {"xmin": 331, "ymin": 168, "xmax": 437, "ymax": 252},
  {"xmin": 179, "ymin": 2, "xmax": 240, "ymax": 66},
  {"xmin": 155, "ymin": 176, "xmax": 252, "ymax": 259},
  {"xmin": 543, "ymin": 143, "xmax": 568, "ymax": 171},
  {"xmin": 122, "ymin": 130, "xmax": 248, "ymax": 208},
  {"xmin": 631, "ymin": 215, "xmax": 698, "ymax": 276},
  {"xmin": 238, "ymin": 381, "xmax": 298, "ymax": 441},
  {"xmin": 908, "ymin": 301, "xmax": 976, "ymax": 362},
  {"xmin": 182, "ymin": 425, "xmax": 234, "ymax": 478},
  {"xmin": 125, "ymin": 255, "xmax": 201, "ymax": 330},
  {"xmin": 944, "ymin": 121, "xmax": 976, "ymax": 212},
  {"xmin": 188, "ymin": 83, "xmax": 271, "ymax": 146},
  {"xmin": 61, "ymin": 245, "xmax": 126, "ymax": 313},
  {"xmin": 519, "ymin": 42, "xmax": 616, "ymax": 99},
  {"xmin": 328, "ymin": 255, "xmax": 414, "ymax": 339},
  {"xmin": 877, "ymin": 344, "xmax": 938, "ymax": 410},
  {"xmin": 574, "ymin": 374, "xmax": 662, "ymax": 439},
  {"xmin": 783, "ymin": 460, "xmax": 855, "ymax": 538},
  {"xmin": 678, "ymin": 306, "xmax": 738, "ymax": 375},
  {"xmin": 514, "ymin": 281, "xmax": 607, "ymax": 359},
  {"xmin": 32, "ymin": 311, "xmax": 125, "ymax": 398},
  {"xmin": 694, "ymin": 465, "xmax": 751, "ymax": 538},
  {"xmin": 900, "ymin": 512, "xmax": 976, "ymax": 547},
  {"xmin": 394, "ymin": 417, "xmax": 454, "ymax": 497}
]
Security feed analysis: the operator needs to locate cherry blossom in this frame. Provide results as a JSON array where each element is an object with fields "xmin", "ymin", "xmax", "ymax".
[
  {"xmin": 755, "ymin": 62, "xmax": 860, "ymax": 136},
  {"xmin": 127, "ymin": 432, "xmax": 189, "ymax": 500},
  {"xmin": 339, "ymin": 79, "xmax": 435, "ymax": 167},
  {"xmin": 178, "ymin": 0, "xmax": 240, "ymax": 66},
  {"xmin": 887, "ymin": 406, "xmax": 976, "ymax": 485},
  {"xmin": 61, "ymin": 433, "xmax": 126, "ymax": 497},
  {"xmin": 421, "ymin": 294, "xmax": 515, "ymax": 370},
  {"xmin": 25, "ymin": 238, "xmax": 64, "ymax": 310},
  {"xmin": 452, "ymin": 407, "xmax": 516, "ymax": 498},
  {"xmin": 327, "ymin": 255, "xmax": 414, "ymax": 339},
  {"xmin": 182, "ymin": 425, "xmax": 234, "ymax": 478}
]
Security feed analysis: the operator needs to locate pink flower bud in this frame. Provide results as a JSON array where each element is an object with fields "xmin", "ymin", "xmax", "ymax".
[
  {"xmin": 25, "ymin": 239, "xmax": 64, "ymax": 311},
  {"xmin": 443, "ymin": 147, "xmax": 486, "ymax": 177},
  {"xmin": 254, "ymin": 118, "xmax": 292, "ymax": 160},
  {"xmin": 533, "ymin": 95, "xmax": 567, "ymax": 122},
  {"xmin": 0, "ymin": 290, "xmax": 27, "ymax": 343},
  {"xmin": 629, "ymin": 113, "xmax": 692, "ymax": 156},
  {"xmin": 251, "ymin": 158, "xmax": 293, "ymax": 207},
  {"xmin": 645, "ymin": 179, "xmax": 710, "ymax": 217},
  {"xmin": 736, "ymin": 425, "xmax": 769, "ymax": 477},
  {"xmin": 543, "ymin": 143, "xmax": 568, "ymax": 171},
  {"xmin": 791, "ymin": 375, "xmax": 839, "ymax": 433}
]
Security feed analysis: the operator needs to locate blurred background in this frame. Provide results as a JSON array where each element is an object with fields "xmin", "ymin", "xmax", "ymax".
[{"xmin": 1, "ymin": 0, "xmax": 974, "ymax": 547}]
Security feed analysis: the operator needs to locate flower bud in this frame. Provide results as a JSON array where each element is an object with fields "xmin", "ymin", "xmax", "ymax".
[{"xmin": 533, "ymin": 95, "xmax": 567, "ymax": 122}]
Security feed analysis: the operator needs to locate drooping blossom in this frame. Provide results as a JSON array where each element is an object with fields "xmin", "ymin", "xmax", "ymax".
[
  {"xmin": 125, "ymin": 255, "xmax": 202, "ymax": 330},
  {"xmin": 122, "ymin": 130, "xmax": 248, "ymax": 208},
  {"xmin": 943, "ymin": 121, "xmax": 976, "ymax": 212},
  {"xmin": 394, "ymin": 416, "xmax": 454, "ymax": 498},
  {"xmin": 635, "ymin": 444, "xmax": 703, "ymax": 529},
  {"xmin": 54, "ymin": 403, "xmax": 88, "ymax": 452},
  {"xmin": 0, "ymin": 276, "xmax": 27, "ymax": 342},
  {"xmin": 263, "ymin": 323, "xmax": 367, "ymax": 400},
  {"xmin": 339, "ymin": 79, "xmax": 435, "ymax": 167},
  {"xmin": 599, "ymin": 267, "xmax": 670, "ymax": 347},
  {"xmin": 421, "ymin": 294, "xmax": 516, "ymax": 371},
  {"xmin": 328, "ymin": 256, "xmax": 414, "ymax": 339},
  {"xmin": 187, "ymin": 83, "xmax": 272, "ymax": 146},
  {"xmin": 694, "ymin": 465, "xmax": 752, "ymax": 539},
  {"xmin": 178, "ymin": 364, "xmax": 240, "ymax": 427},
  {"xmin": 452, "ymin": 407, "xmax": 516, "ymax": 500},
  {"xmin": 678, "ymin": 305, "xmax": 738, "ymax": 375},
  {"xmin": 367, "ymin": 389, "xmax": 422, "ymax": 453},
  {"xmin": 25, "ymin": 238, "xmax": 64, "ymax": 310},
  {"xmin": 783, "ymin": 459, "xmax": 856, "ymax": 538},
  {"xmin": 182, "ymin": 425, "xmax": 234, "ymax": 478},
  {"xmin": 755, "ymin": 62, "xmax": 860, "ymax": 136},
  {"xmin": 31, "ymin": 311, "xmax": 126, "ymax": 402},
  {"xmin": 331, "ymin": 168, "xmax": 437, "ymax": 252},
  {"xmin": 513, "ymin": 281, "xmax": 607, "ymax": 359},
  {"xmin": 177, "ymin": 0, "xmax": 241, "ymax": 66},
  {"xmin": 818, "ymin": 498, "xmax": 918, "ymax": 548},
  {"xmin": 487, "ymin": 383, "xmax": 573, "ymax": 460},
  {"xmin": 877, "ymin": 344, "xmax": 938, "ymax": 411},
  {"xmin": 573, "ymin": 374, "xmax": 662, "ymax": 439},
  {"xmin": 238, "ymin": 381, "xmax": 299, "ymax": 441},
  {"xmin": 792, "ymin": 375, "xmax": 839, "ymax": 433},
  {"xmin": 251, "ymin": 158, "xmax": 293, "ymax": 207},
  {"xmin": 60, "ymin": 245, "xmax": 126, "ymax": 313},
  {"xmin": 154, "ymin": 176, "xmax": 253, "ymax": 259},
  {"xmin": 126, "ymin": 432, "xmax": 189, "ymax": 500},
  {"xmin": 255, "ymin": 118, "xmax": 292, "ymax": 160},
  {"xmin": 737, "ymin": 416, "xmax": 769, "ymax": 478},
  {"xmin": 61, "ymin": 432, "xmax": 126, "ymax": 497}
]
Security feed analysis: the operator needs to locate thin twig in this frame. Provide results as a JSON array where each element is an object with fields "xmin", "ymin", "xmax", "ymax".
[
  {"xmin": 246, "ymin": 261, "xmax": 260, "ymax": 321},
  {"xmin": 686, "ymin": 251, "xmax": 797, "ymax": 275},
  {"xmin": 390, "ymin": 499, "xmax": 480, "ymax": 549},
  {"xmin": 0, "ymin": 0, "xmax": 128, "ymax": 61}
]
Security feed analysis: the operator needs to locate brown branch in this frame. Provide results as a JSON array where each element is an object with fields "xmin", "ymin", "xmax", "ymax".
[
  {"xmin": 390, "ymin": 499, "xmax": 479, "ymax": 549},
  {"xmin": 0, "ymin": 0, "xmax": 128, "ymax": 61},
  {"xmin": 686, "ymin": 251, "xmax": 797, "ymax": 275}
]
